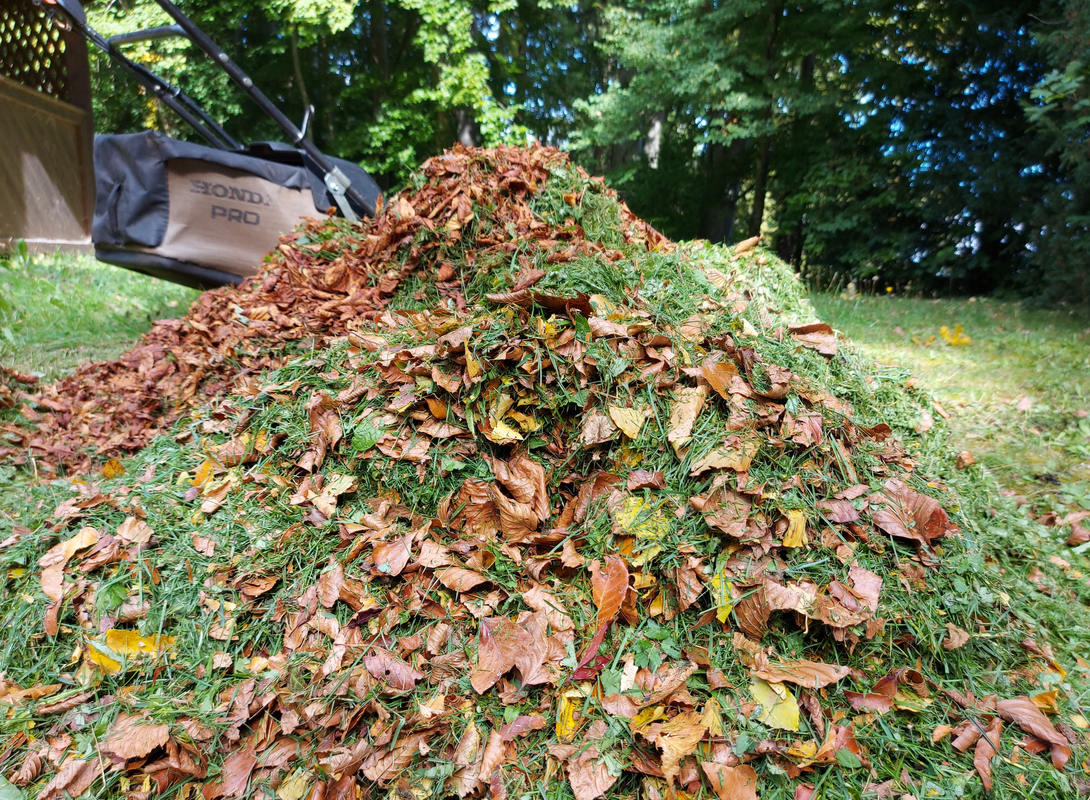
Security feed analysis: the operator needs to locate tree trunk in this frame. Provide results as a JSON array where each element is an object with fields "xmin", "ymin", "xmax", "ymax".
[
  {"xmin": 700, "ymin": 141, "xmax": 742, "ymax": 243},
  {"xmin": 645, "ymin": 111, "xmax": 664, "ymax": 169},
  {"xmin": 748, "ymin": 2, "xmax": 784, "ymax": 238},
  {"xmin": 748, "ymin": 136, "xmax": 771, "ymax": 237},
  {"xmin": 370, "ymin": 0, "xmax": 390, "ymax": 85},
  {"xmin": 779, "ymin": 52, "xmax": 816, "ymax": 266},
  {"xmin": 456, "ymin": 109, "xmax": 480, "ymax": 147}
]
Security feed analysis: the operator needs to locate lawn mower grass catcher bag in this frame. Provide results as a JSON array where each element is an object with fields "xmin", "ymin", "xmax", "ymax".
[{"xmin": 92, "ymin": 130, "xmax": 379, "ymax": 287}]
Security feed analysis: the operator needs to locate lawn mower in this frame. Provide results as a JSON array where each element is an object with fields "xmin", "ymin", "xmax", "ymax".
[{"xmin": 42, "ymin": 0, "xmax": 382, "ymax": 288}]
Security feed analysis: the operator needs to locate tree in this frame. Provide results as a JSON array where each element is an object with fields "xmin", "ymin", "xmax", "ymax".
[
  {"xmin": 85, "ymin": 0, "xmax": 525, "ymax": 187},
  {"xmin": 1023, "ymin": 0, "xmax": 1090, "ymax": 304}
]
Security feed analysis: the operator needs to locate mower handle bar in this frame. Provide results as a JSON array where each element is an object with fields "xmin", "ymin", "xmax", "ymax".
[{"xmin": 43, "ymin": 0, "xmax": 375, "ymax": 220}]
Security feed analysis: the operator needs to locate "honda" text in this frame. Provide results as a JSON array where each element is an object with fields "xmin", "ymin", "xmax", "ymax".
[{"xmin": 190, "ymin": 180, "xmax": 271, "ymax": 207}]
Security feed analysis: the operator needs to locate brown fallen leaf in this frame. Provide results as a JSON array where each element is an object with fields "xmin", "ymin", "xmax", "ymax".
[
  {"xmin": 435, "ymin": 566, "xmax": 488, "ymax": 592},
  {"xmin": 667, "ymin": 386, "xmax": 708, "ymax": 455},
  {"xmin": 689, "ymin": 435, "xmax": 760, "ymax": 475},
  {"xmin": 581, "ymin": 409, "xmax": 618, "ymax": 446},
  {"xmin": 973, "ymin": 716, "xmax": 1003, "ymax": 791},
  {"xmin": 448, "ymin": 720, "xmax": 482, "ymax": 797},
  {"xmin": 627, "ymin": 469, "xmax": 665, "ymax": 491},
  {"xmin": 752, "ymin": 659, "xmax": 851, "ymax": 690},
  {"xmin": 469, "ymin": 616, "xmax": 533, "ymax": 694},
  {"xmin": 870, "ymin": 478, "xmax": 956, "ymax": 547},
  {"xmin": 116, "ymin": 516, "xmax": 154, "ymax": 546},
  {"xmin": 700, "ymin": 360, "xmax": 739, "ymax": 398},
  {"xmin": 39, "ymin": 526, "xmax": 100, "ymax": 603},
  {"xmin": 100, "ymin": 714, "xmax": 170, "ymax": 761},
  {"xmin": 562, "ymin": 722, "xmax": 618, "ymax": 800},
  {"xmin": 589, "ymin": 555, "xmax": 629, "ymax": 630},
  {"xmin": 35, "ymin": 756, "xmax": 98, "ymax": 800},
  {"xmin": 996, "ymin": 696, "xmax": 1068, "ymax": 753},
  {"xmin": 9, "ymin": 747, "xmax": 45, "ymax": 787},
  {"xmin": 734, "ymin": 235, "xmax": 760, "ymax": 254},
  {"xmin": 952, "ymin": 722, "xmax": 984, "ymax": 753},
  {"xmin": 845, "ymin": 691, "xmax": 894, "ymax": 715},
  {"xmin": 372, "ymin": 537, "xmax": 411, "ymax": 576},
  {"xmin": 364, "ymin": 648, "xmax": 424, "ymax": 691},
  {"xmin": 701, "ymin": 761, "xmax": 759, "ymax": 800},
  {"xmin": 653, "ymin": 710, "xmax": 707, "ymax": 785},
  {"xmin": 788, "ymin": 322, "xmax": 837, "ymax": 356},
  {"xmin": 498, "ymin": 714, "xmax": 547, "ymax": 741},
  {"xmin": 943, "ymin": 623, "xmax": 971, "ymax": 650}
]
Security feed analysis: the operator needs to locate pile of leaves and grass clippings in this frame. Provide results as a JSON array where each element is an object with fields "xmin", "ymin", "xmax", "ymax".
[
  {"xmin": 0, "ymin": 146, "xmax": 1087, "ymax": 800},
  {"xmin": 1, "ymin": 147, "xmax": 658, "ymax": 474}
]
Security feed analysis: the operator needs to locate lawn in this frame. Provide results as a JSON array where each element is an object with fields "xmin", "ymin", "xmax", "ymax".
[
  {"xmin": 0, "ymin": 248, "xmax": 197, "ymax": 381},
  {"xmin": 812, "ymin": 293, "xmax": 1090, "ymax": 524}
]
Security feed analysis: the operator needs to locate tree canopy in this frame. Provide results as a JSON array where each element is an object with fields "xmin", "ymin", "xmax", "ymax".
[{"xmin": 84, "ymin": 0, "xmax": 1088, "ymax": 303}]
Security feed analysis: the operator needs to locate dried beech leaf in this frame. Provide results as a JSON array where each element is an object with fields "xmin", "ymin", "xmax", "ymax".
[
  {"xmin": 101, "ymin": 715, "xmax": 170, "ymax": 761},
  {"xmin": 701, "ymin": 762, "xmax": 758, "ymax": 800},
  {"xmin": 589, "ymin": 556, "xmax": 629, "ymax": 629}
]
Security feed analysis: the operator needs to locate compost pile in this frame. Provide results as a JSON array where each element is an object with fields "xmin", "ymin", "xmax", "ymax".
[
  {"xmin": 3, "ymin": 146, "xmax": 665, "ymax": 474},
  {"xmin": 0, "ymin": 146, "xmax": 1082, "ymax": 800}
]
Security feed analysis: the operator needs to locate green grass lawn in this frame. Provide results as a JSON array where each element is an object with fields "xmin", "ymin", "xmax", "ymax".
[
  {"xmin": 0, "ymin": 249, "xmax": 197, "ymax": 380},
  {"xmin": 812, "ymin": 292, "xmax": 1090, "ymax": 522}
]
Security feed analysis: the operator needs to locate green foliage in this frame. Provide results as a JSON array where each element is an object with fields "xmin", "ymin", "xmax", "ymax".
[
  {"xmin": 82, "ymin": 0, "xmax": 1089, "ymax": 303},
  {"xmin": 1020, "ymin": 0, "xmax": 1090, "ymax": 305},
  {"xmin": 86, "ymin": 0, "xmax": 526, "ymax": 188}
]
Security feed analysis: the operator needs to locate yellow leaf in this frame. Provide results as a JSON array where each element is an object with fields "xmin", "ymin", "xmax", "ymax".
[
  {"xmin": 589, "ymin": 294, "xmax": 618, "ymax": 317},
  {"xmin": 191, "ymin": 458, "xmax": 216, "ymax": 488},
  {"xmin": 535, "ymin": 316, "xmax": 559, "ymax": 346},
  {"xmin": 608, "ymin": 405, "xmax": 648, "ymax": 439},
  {"xmin": 107, "ymin": 629, "xmax": 174, "ymax": 655},
  {"xmin": 506, "ymin": 410, "xmax": 540, "ymax": 433},
  {"xmin": 701, "ymin": 697, "xmax": 724, "ymax": 737},
  {"xmin": 556, "ymin": 690, "xmax": 585, "ymax": 742},
  {"xmin": 709, "ymin": 569, "xmax": 735, "ymax": 623},
  {"xmin": 1031, "ymin": 689, "xmax": 1059, "ymax": 714},
  {"xmin": 614, "ymin": 496, "xmax": 670, "ymax": 541},
  {"xmin": 892, "ymin": 689, "xmax": 932, "ymax": 713},
  {"xmin": 102, "ymin": 458, "xmax": 126, "ymax": 479},
  {"xmin": 86, "ymin": 640, "xmax": 123, "ymax": 675},
  {"xmin": 750, "ymin": 678, "xmax": 800, "ymax": 732},
  {"xmin": 614, "ymin": 496, "xmax": 669, "ymax": 566},
  {"xmin": 484, "ymin": 419, "xmax": 524, "ymax": 445},
  {"xmin": 88, "ymin": 630, "xmax": 175, "ymax": 675},
  {"xmin": 786, "ymin": 739, "xmax": 818, "ymax": 761},
  {"xmin": 1071, "ymin": 714, "xmax": 1088, "ymax": 730},
  {"xmin": 630, "ymin": 706, "xmax": 668, "ymax": 735},
  {"xmin": 667, "ymin": 386, "xmax": 708, "ymax": 455},
  {"xmin": 464, "ymin": 342, "xmax": 482, "ymax": 379},
  {"xmin": 940, "ymin": 324, "xmax": 972, "ymax": 346},
  {"xmin": 277, "ymin": 770, "xmax": 314, "ymax": 800},
  {"xmin": 782, "ymin": 510, "xmax": 808, "ymax": 548},
  {"xmin": 649, "ymin": 589, "xmax": 666, "ymax": 617}
]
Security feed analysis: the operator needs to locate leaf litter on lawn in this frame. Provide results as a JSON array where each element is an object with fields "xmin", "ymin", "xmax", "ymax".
[{"xmin": 0, "ymin": 145, "xmax": 1087, "ymax": 799}]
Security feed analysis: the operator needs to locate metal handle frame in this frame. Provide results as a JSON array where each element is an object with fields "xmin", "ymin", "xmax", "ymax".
[
  {"xmin": 153, "ymin": 0, "xmax": 373, "ymax": 220},
  {"xmin": 45, "ymin": 0, "xmax": 374, "ymax": 220},
  {"xmin": 44, "ymin": 0, "xmax": 239, "ymax": 150}
]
